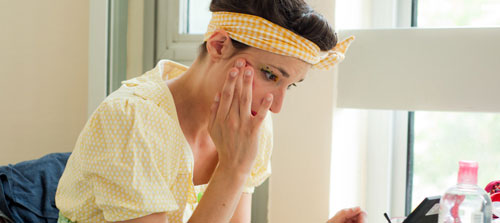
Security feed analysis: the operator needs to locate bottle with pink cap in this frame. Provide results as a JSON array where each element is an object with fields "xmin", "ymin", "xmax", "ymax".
[{"xmin": 438, "ymin": 161, "xmax": 493, "ymax": 223}]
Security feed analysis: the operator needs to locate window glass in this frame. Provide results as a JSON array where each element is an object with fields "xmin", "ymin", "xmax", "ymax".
[
  {"xmin": 412, "ymin": 112, "xmax": 500, "ymax": 208},
  {"xmin": 418, "ymin": 0, "xmax": 500, "ymax": 27},
  {"xmin": 335, "ymin": 0, "xmax": 371, "ymax": 29},
  {"xmin": 183, "ymin": 0, "xmax": 211, "ymax": 34}
]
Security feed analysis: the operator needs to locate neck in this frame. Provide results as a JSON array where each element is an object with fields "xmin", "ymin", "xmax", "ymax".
[{"xmin": 167, "ymin": 57, "xmax": 217, "ymax": 141}]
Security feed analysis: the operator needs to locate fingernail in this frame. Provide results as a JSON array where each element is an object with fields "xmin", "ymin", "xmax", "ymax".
[
  {"xmin": 230, "ymin": 70, "xmax": 238, "ymax": 77},
  {"xmin": 236, "ymin": 60, "xmax": 244, "ymax": 67},
  {"xmin": 245, "ymin": 69, "xmax": 252, "ymax": 76},
  {"xmin": 214, "ymin": 94, "xmax": 220, "ymax": 102},
  {"xmin": 266, "ymin": 95, "xmax": 272, "ymax": 101}
]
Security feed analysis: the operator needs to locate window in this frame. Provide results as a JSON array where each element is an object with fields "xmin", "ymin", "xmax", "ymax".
[
  {"xmin": 410, "ymin": 0, "xmax": 500, "ymax": 210},
  {"xmin": 412, "ymin": 111, "xmax": 500, "ymax": 209},
  {"xmin": 155, "ymin": 0, "xmax": 205, "ymax": 66},
  {"xmin": 180, "ymin": 0, "xmax": 211, "ymax": 34},
  {"xmin": 333, "ymin": 0, "xmax": 500, "ymax": 222},
  {"xmin": 417, "ymin": 0, "xmax": 500, "ymax": 28}
]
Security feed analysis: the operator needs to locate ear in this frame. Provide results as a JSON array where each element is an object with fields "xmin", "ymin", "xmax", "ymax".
[{"xmin": 205, "ymin": 29, "xmax": 235, "ymax": 61}]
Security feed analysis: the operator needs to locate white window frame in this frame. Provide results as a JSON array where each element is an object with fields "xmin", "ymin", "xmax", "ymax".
[
  {"xmin": 331, "ymin": 1, "xmax": 413, "ymax": 222},
  {"xmin": 155, "ymin": 0, "xmax": 203, "ymax": 65}
]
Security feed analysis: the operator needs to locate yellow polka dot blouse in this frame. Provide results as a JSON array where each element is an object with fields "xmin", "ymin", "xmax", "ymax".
[{"xmin": 55, "ymin": 60, "xmax": 273, "ymax": 223}]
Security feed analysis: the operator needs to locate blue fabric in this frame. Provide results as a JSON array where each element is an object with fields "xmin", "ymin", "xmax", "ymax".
[{"xmin": 0, "ymin": 153, "xmax": 71, "ymax": 223}]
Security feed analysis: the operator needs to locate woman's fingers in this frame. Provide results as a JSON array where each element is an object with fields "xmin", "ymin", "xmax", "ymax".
[
  {"xmin": 227, "ymin": 60, "xmax": 246, "ymax": 123},
  {"xmin": 240, "ymin": 67, "xmax": 253, "ymax": 118},
  {"xmin": 228, "ymin": 68, "xmax": 243, "ymax": 122},
  {"xmin": 327, "ymin": 207, "xmax": 366, "ymax": 223},
  {"xmin": 216, "ymin": 68, "xmax": 239, "ymax": 121},
  {"xmin": 357, "ymin": 211, "xmax": 367, "ymax": 223},
  {"xmin": 343, "ymin": 207, "xmax": 364, "ymax": 222}
]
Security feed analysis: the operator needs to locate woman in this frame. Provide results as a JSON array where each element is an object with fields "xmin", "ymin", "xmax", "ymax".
[{"xmin": 55, "ymin": 0, "xmax": 363, "ymax": 222}]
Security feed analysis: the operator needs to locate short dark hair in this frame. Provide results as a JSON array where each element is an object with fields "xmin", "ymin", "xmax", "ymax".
[{"xmin": 198, "ymin": 0, "xmax": 338, "ymax": 58}]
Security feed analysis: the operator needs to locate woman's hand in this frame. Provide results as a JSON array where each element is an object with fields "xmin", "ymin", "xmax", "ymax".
[
  {"xmin": 208, "ymin": 59, "xmax": 273, "ymax": 175},
  {"xmin": 327, "ymin": 207, "xmax": 367, "ymax": 223}
]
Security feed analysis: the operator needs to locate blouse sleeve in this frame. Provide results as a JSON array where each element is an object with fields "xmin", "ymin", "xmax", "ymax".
[
  {"xmin": 79, "ymin": 98, "xmax": 183, "ymax": 221},
  {"xmin": 242, "ymin": 113, "xmax": 273, "ymax": 194}
]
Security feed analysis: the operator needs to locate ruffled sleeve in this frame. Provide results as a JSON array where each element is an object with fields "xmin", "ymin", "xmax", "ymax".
[
  {"xmin": 242, "ymin": 113, "xmax": 273, "ymax": 194},
  {"xmin": 79, "ymin": 98, "xmax": 184, "ymax": 221}
]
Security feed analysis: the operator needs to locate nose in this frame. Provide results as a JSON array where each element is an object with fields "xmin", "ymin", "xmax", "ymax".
[{"xmin": 269, "ymin": 88, "xmax": 286, "ymax": 114}]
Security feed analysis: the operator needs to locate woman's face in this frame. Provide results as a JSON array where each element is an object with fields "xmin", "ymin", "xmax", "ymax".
[{"xmin": 222, "ymin": 47, "xmax": 310, "ymax": 115}]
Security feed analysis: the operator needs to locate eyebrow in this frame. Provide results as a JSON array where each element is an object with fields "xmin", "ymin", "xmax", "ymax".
[{"xmin": 269, "ymin": 65, "xmax": 305, "ymax": 82}]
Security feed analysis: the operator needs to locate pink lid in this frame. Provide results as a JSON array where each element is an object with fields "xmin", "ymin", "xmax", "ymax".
[
  {"xmin": 492, "ymin": 193, "xmax": 500, "ymax": 202},
  {"xmin": 457, "ymin": 160, "xmax": 478, "ymax": 185}
]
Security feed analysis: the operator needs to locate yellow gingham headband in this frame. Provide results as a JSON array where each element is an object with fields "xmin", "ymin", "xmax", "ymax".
[{"xmin": 204, "ymin": 12, "xmax": 355, "ymax": 70}]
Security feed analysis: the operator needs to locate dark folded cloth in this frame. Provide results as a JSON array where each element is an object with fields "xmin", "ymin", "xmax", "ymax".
[
  {"xmin": 0, "ymin": 153, "xmax": 71, "ymax": 223},
  {"xmin": 0, "ymin": 208, "xmax": 13, "ymax": 223}
]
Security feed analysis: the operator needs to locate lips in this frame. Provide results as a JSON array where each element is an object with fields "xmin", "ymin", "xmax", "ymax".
[{"xmin": 251, "ymin": 110, "xmax": 257, "ymax": 116}]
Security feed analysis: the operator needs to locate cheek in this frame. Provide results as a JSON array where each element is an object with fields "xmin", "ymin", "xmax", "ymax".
[
  {"xmin": 250, "ymin": 78, "xmax": 267, "ymax": 110},
  {"xmin": 251, "ymin": 80, "xmax": 258, "ymax": 110}
]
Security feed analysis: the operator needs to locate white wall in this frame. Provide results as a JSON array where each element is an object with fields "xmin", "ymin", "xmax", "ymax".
[{"xmin": 0, "ymin": 0, "xmax": 89, "ymax": 165}]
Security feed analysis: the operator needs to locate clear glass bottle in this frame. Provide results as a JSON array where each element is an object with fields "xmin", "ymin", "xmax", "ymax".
[{"xmin": 438, "ymin": 161, "xmax": 492, "ymax": 223}]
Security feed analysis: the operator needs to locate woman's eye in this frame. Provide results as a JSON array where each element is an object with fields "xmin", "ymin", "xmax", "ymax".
[
  {"xmin": 261, "ymin": 68, "xmax": 279, "ymax": 82},
  {"xmin": 287, "ymin": 83, "xmax": 297, "ymax": 90}
]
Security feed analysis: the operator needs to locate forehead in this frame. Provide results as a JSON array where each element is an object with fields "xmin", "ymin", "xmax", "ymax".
[{"xmin": 237, "ymin": 47, "xmax": 310, "ymax": 80}]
